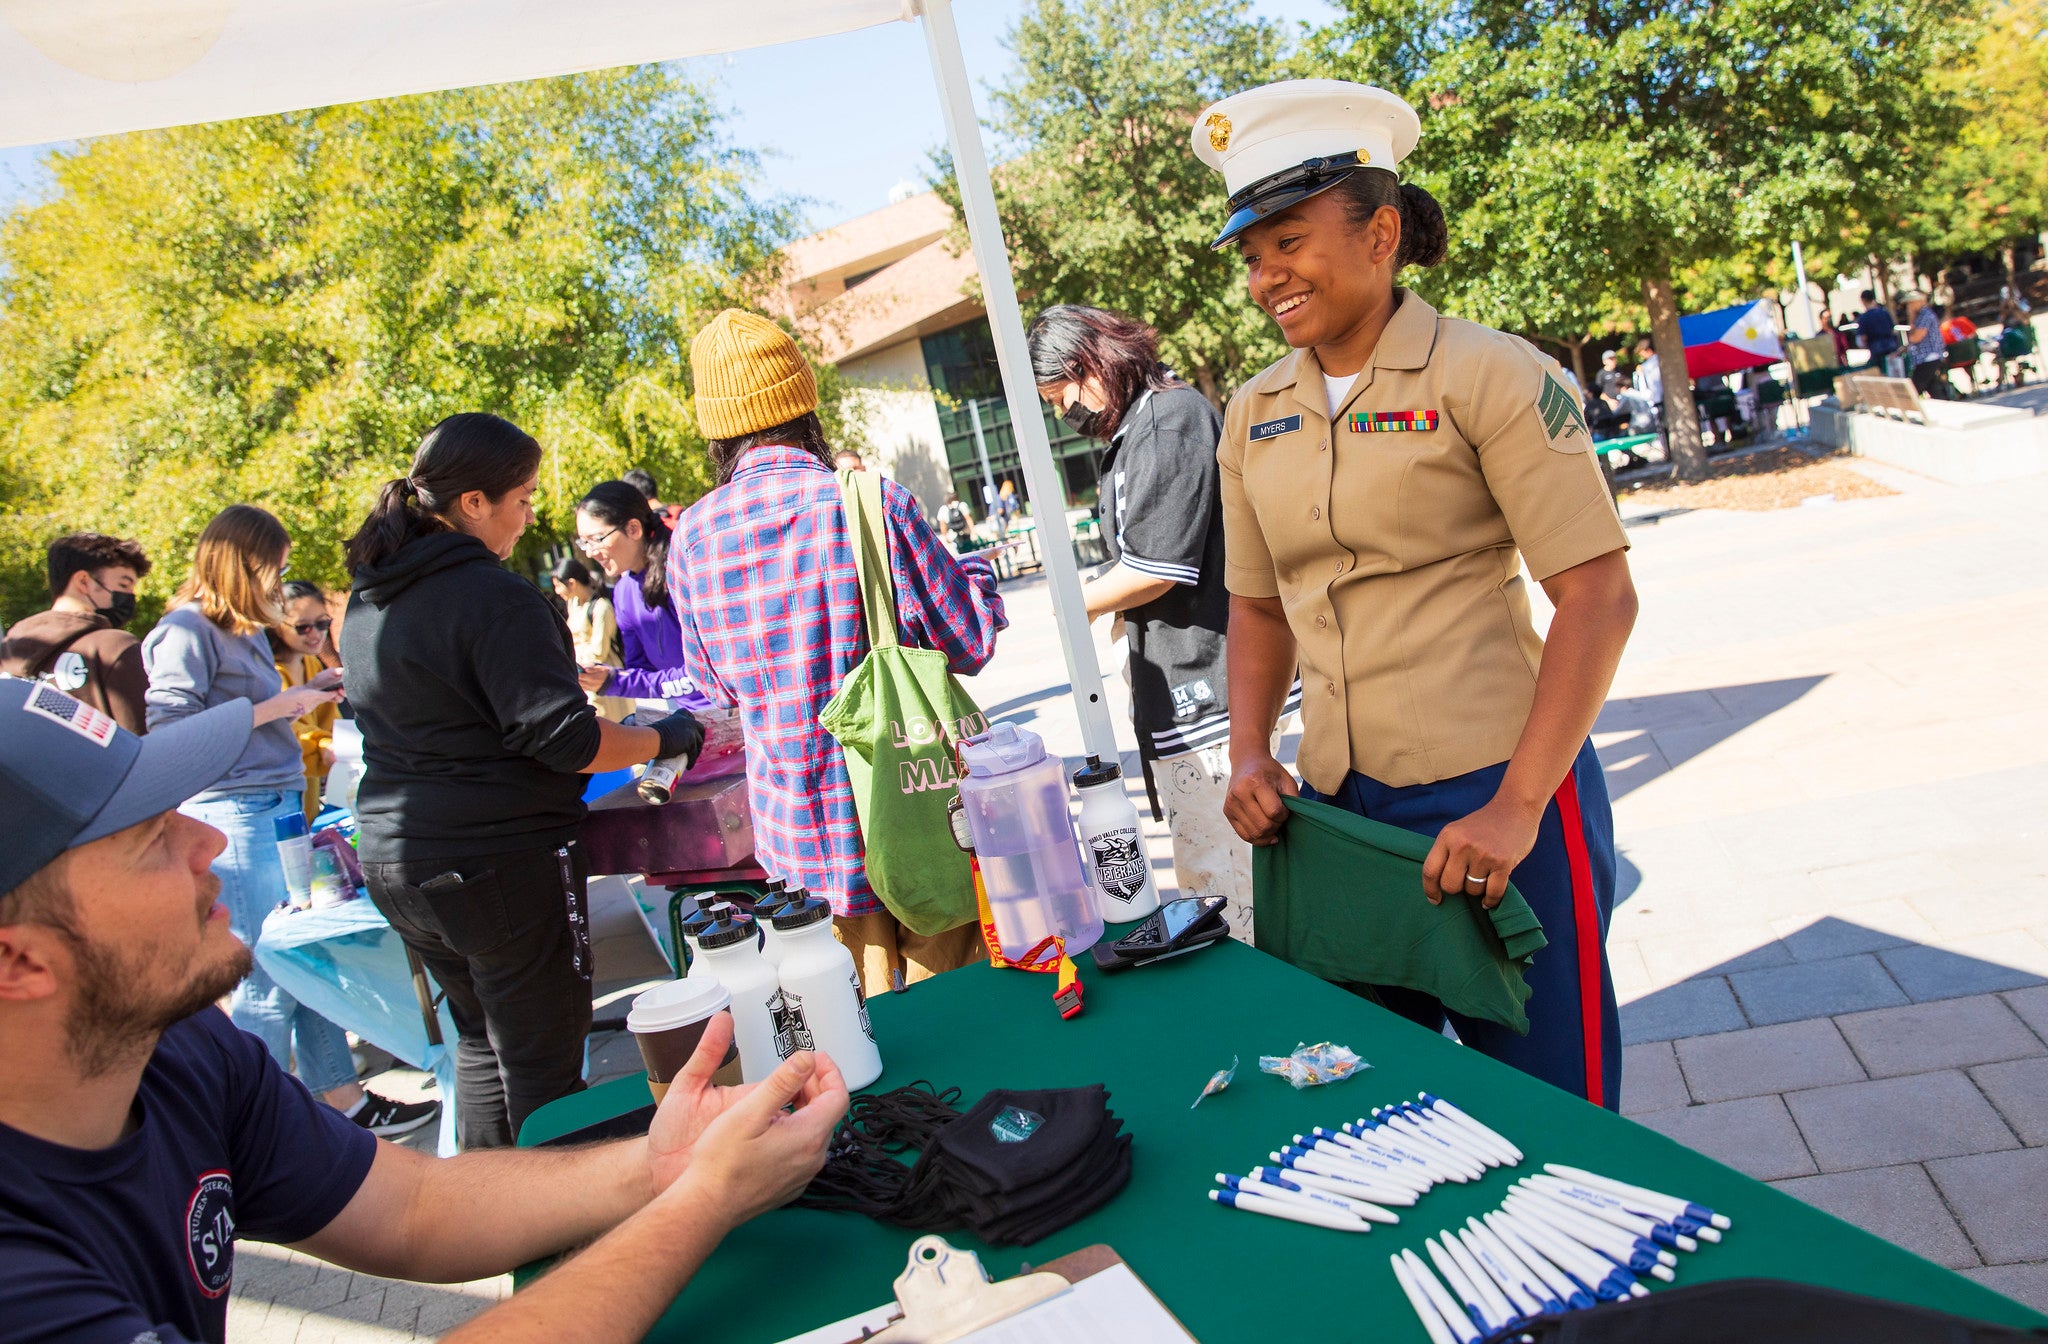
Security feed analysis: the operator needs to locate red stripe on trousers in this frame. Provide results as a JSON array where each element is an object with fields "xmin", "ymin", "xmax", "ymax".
[{"xmin": 1552, "ymin": 770, "xmax": 1605, "ymax": 1108}]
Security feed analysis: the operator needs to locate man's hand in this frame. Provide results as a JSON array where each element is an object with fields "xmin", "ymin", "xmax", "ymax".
[
  {"xmin": 1224, "ymin": 753, "xmax": 1298, "ymax": 845},
  {"xmin": 1421, "ymin": 794, "xmax": 1544, "ymax": 908},
  {"xmin": 646, "ymin": 1013, "xmax": 847, "ymax": 1199},
  {"xmin": 664, "ymin": 1047, "xmax": 848, "ymax": 1229},
  {"xmin": 578, "ymin": 664, "xmax": 613, "ymax": 694}
]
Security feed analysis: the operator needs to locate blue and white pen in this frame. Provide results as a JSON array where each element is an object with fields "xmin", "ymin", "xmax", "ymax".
[
  {"xmin": 1251, "ymin": 1163, "xmax": 1405, "ymax": 1219},
  {"xmin": 1506, "ymin": 1190, "xmax": 1677, "ymax": 1280},
  {"xmin": 1382, "ymin": 1103, "xmax": 1496, "ymax": 1171},
  {"xmin": 1426, "ymin": 1236, "xmax": 1503, "ymax": 1335},
  {"xmin": 1273, "ymin": 1146, "xmax": 1423, "ymax": 1205},
  {"xmin": 1458, "ymin": 1224, "xmax": 1549, "ymax": 1318},
  {"xmin": 1419, "ymin": 1093, "xmax": 1524, "ymax": 1164},
  {"xmin": 1235, "ymin": 1170, "xmax": 1401, "ymax": 1225},
  {"xmin": 1544, "ymin": 1163, "xmax": 1732, "ymax": 1232},
  {"xmin": 1484, "ymin": 1211, "xmax": 1597, "ymax": 1311},
  {"xmin": 1393, "ymin": 1100, "xmax": 1503, "ymax": 1168},
  {"xmin": 1499, "ymin": 1203, "xmax": 1648, "ymax": 1300},
  {"xmin": 1373, "ymin": 1107, "xmax": 1488, "ymax": 1177},
  {"xmin": 1392, "ymin": 1252, "xmax": 1461, "ymax": 1344},
  {"xmin": 1526, "ymin": 1175, "xmax": 1698, "ymax": 1251},
  {"xmin": 1400, "ymin": 1249, "xmax": 1484, "ymax": 1344},
  {"xmin": 1442, "ymin": 1231, "xmax": 1520, "ymax": 1328},
  {"xmin": 1208, "ymin": 1186, "xmax": 1371, "ymax": 1232},
  {"xmin": 1303, "ymin": 1128, "xmax": 1437, "ymax": 1188},
  {"xmin": 1345, "ymin": 1117, "xmax": 1472, "ymax": 1182},
  {"xmin": 1519, "ymin": 1182, "xmax": 1686, "ymax": 1263}
]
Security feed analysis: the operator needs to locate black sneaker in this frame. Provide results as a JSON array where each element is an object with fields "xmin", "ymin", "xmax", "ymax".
[{"xmin": 350, "ymin": 1092, "xmax": 440, "ymax": 1137}]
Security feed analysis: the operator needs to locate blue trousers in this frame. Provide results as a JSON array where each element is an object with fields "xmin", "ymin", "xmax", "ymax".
[{"xmin": 1300, "ymin": 739, "xmax": 1622, "ymax": 1109}]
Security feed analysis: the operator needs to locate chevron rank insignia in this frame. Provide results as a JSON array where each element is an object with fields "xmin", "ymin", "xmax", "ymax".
[
  {"xmin": 1537, "ymin": 375, "xmax": 1589, "ymax": 444},
  {"xmin": 1349, "ymin": 410, "xmax": 1439, "ymax": 433}
]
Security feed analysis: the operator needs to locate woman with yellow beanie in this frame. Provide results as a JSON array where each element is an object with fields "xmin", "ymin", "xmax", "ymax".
[{"xmin": 669, "ymin": 310, "xmax": 1008, "ymax": 993}]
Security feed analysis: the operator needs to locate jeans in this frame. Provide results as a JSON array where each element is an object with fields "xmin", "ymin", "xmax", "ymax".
[
  {"xmin": 364, "ymin": 841, "xmax": 592, "ymax": 1149},
  {"xmin": 182, "ymin": 789, "xmax": 358, "ymax": 1094}
]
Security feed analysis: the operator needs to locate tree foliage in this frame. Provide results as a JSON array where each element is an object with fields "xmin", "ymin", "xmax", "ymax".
[
  {"xmin": 942, "ymin": 0, "xmax": 1294, "ymax": 405},
  {"xmin": 1306, "ymin": 0, "xmax": 1977, "ymax": 474},
  {"xmin": 0, "ymin": 68, "xmax": 838, "ymax": 623}
]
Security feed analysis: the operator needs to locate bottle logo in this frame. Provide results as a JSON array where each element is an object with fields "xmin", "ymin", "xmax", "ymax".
[
  {"xmin": 852, "ymin": 972, "xmax": 874, "ymax": 1041},
  {"xmin": 1088, "ymin": 828, "xmax": 1148, "ymax": 907},
  {"xmin": 772, "ymin": 987, "xmax": 814, "ymax": 1057},
  {"xmin": 990, "ymin": 1105, "xmax": 1044, "ymax": 1144}
]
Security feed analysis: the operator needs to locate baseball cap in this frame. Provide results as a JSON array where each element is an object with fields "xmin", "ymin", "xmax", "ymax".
[{"xmin": 0, "ymin": 676, "xmax": 253, "ymax": 895}]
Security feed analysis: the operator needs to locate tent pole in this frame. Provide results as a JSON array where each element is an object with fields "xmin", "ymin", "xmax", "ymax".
[{"xmin": 916, "ymin": 0, "xmax": 1119, "ymax": 762}]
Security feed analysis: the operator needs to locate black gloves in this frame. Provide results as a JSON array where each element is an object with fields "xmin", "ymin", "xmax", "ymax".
[{"xmin": 648, "ymin": 709, "xmax": 704, "ymax": 767}]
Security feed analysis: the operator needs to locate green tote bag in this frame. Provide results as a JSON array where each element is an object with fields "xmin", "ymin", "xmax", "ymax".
[{"xmin": 818, "ymin": 468, "xmax": 988, "ymax": 936}]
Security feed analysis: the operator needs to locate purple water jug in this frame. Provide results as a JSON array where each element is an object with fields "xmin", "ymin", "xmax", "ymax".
[{"xmin": 956, "ymin": 723, "xmax": 1102, "ymax": 959}]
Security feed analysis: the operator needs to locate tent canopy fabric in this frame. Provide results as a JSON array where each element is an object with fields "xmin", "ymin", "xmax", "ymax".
[
  {"xmin": 1679, "ymin": 298, "xmax": 1786, "ymax": 379},
  {"xmin": 0, "ymin": 0, "xmax": 912, "ymax": 150}
]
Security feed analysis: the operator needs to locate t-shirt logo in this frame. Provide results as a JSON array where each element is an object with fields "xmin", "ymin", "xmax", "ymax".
[
  {"xmin": 185, "ymin": 1170, "xmax": 236, "ymax": 1298},
  {"xmin": 990, "ymin": 1105, "xmax": 1044, "ymax": 1143}
]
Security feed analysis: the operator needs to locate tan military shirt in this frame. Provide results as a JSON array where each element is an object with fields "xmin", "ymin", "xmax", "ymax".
[{"xmin": 1219, "ymin": 289, "xmax": 1628, "ymax": 794}]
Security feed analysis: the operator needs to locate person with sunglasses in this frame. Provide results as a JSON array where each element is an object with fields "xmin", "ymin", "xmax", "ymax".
[
  {"xmin": 268, "ymin": 580, "xmax": 343, "ymax": 820},
  {"xmin": 572, "ymin": 480, "xmax": 714, "ymax": 712}
]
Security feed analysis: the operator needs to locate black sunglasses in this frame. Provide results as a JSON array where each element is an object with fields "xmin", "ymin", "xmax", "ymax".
[{"xmin": 292, "ymin": 618, "xmax": 334, "ymax": 636}]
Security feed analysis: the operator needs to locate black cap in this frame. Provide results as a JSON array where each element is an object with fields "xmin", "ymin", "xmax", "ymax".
[
  {"xmin": 677, "ymin": 905, "xmax": 719, "ymax": 940},
  {"xmin": 697, "ymin": 914, "xmax": 759, "ymax": 950},
  {"xmin": 1072, "ymin": 754, "xmax": 1122, "ymax": 788},
  {"xmin": 770, "ymin": 894, "xmax": 832, "ymax": 932}
]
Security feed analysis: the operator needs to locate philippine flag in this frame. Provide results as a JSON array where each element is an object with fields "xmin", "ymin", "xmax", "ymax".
[{"xmin": 1679, "ymin": 299, "xmax": 1786, "ymax": 378}]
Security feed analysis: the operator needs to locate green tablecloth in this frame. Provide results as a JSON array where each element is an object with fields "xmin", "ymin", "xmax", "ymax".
[{"xmin": 520, "ymin": 940, "xmax": 2045, "ymax": 1342}]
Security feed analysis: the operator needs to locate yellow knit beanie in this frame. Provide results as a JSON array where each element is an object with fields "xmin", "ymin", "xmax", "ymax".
[{"xmin": 689, "ymin": 309, "xmax": 819, "ymax": 440}]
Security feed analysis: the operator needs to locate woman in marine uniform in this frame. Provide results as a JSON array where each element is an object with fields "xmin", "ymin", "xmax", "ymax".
[{"xmin": 1197, "ymin": 80, "xmax": 1639, "ymax": 1107}]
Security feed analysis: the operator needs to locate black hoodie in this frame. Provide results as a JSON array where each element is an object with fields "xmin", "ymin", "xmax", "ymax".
[{"xmin": 341, "ymin": 532, "xmax": 602, "ymax": 863}]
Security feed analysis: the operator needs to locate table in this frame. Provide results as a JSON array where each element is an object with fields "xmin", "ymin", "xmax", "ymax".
[{"xmin": 519, "ymin": 939, "xmax": 2045, "ymax": 1342}]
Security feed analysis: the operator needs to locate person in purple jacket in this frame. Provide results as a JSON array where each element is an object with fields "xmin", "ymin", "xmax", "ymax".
[{"xmin": 573, "ymin": 481, "xmax": 713, "ymax": 711}]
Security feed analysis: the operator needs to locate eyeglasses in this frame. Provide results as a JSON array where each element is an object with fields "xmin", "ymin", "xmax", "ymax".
[
  {"xmin": 292, "ymin": 618, "xmax": 333, "ymax": 636},
  {"xmin": 574, "ymin": 528, "xmax": 619, "ymax": 555}
]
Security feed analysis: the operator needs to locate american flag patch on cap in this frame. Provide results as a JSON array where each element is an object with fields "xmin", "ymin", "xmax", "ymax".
[{"xmin": 22, "ymin": 681, "xmax": 117, "ymax": 747}]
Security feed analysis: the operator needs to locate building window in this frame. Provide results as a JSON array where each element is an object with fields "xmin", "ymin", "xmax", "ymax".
[{"xmin": 921, "ymin": 318, "xmax": 1100, "ymax": 515}]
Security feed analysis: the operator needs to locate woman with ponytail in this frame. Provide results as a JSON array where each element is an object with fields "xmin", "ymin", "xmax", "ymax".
[
  {"xmin": 572, "ymin": 480, "xmax": 711, "ymax": 709},
  {"xmin": 340, "ymin": 413, "xmax": 702, "ymax": 1148},
  {"xmin": 1192, "ymin": 82, "xmax": 1639, "ymax": 1110}
]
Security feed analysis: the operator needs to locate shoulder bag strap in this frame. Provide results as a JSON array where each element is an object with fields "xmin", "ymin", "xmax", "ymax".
[{"xmin": 838, "ymin": 467, "xmax": 900, "ymax": 652}]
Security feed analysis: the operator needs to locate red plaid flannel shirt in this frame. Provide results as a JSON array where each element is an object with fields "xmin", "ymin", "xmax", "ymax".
[{"xmin": 668, "ymin": 446, "xmax": 1007, "ymax": 916}]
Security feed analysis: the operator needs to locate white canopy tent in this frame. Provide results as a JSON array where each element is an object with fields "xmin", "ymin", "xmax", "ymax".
[{"xmin": 0, "ymin": 0, "xmax": 1119, "ymax": 759}]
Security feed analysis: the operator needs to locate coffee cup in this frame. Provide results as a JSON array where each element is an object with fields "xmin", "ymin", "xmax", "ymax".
[{"xmin": 627, "ymin": 975, "xmax": 742, "ymax": 1100}]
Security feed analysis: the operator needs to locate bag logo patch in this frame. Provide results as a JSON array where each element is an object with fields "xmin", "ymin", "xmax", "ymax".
[
  {"xmin": 22, "ymin": 681, "xmax": 116, "ymax": 746},
  {"xmin": 185, "ymin": 1170, "xmax": 236, "ymax": 1298},
  {"xmin": 990, "ymin": 1105, "xmax": 1045, "ymax": 1143}
]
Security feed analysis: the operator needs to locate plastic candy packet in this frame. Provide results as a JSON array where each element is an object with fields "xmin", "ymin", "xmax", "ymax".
[
  {"xmin": 1191, "ymin": 1055, "xmax": 1239, "ymax": 1109},
  {"xmin": 1258, "ymin": 1041, "xmax": 1367, "ymax": 1089}
]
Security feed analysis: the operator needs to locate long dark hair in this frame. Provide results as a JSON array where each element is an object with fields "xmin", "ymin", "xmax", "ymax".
[
  {"xmin": 705, "ymin": 412, "xmax": 833, "ymax": 487},
  {"xmin": 577, "ymin": 479, "xmax": 674, "ymax": 609},
  {"xmin": 346, "ymin": 413, "xmax": 543, "ymax": 574},
  {"xmin": 1330, "ymin": 169, "xmax": 1448, "ymax": 270},
  {"xmin": 1026, "ymin": 306, "xmax": 1182, "ymax": 440}
]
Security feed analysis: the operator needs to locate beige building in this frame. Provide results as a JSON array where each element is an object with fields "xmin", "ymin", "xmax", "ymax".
[{"xmin": 783, "ymin": 191, "xmax": 1097, "ymax": 520}]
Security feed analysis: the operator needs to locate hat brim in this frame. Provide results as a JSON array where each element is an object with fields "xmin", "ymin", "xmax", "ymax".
[
  {"xmin": 1211, "ymin": 172, "xmax": 1357, "ymax": 249},
  {"xmin": 73, "ymin": 699, "xmax": 253, "ymax": 847}
]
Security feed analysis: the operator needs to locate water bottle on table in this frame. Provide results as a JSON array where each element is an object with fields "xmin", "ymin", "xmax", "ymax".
[{"xmin": 957, "ymin": 722, "xmax": 1103, "ymax": 959}]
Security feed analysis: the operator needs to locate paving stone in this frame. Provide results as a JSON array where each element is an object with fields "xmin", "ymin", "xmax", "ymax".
[
  {"xmin": 1881, "ymin": 942, "xmax": 2047, "ymax": 1002},
  {"xmin": 1960, "ymin": 1263, "xmax": 2048, "ymax": 1315},
  {"xmin": 1620, "ymin": 1040, "xmax": 1690, "ymax": 1114},
  {"xmin": 2005, "ymin": 984, "xmax": 2048, "ymax": 1042},
  {"xmin": 1620, "ymin": 976, "xmax": 1748, "ymax": 1045},
  {"xmin": 1769, "ymin": 1164, "xmax": 1981, "ymax": 1269},
  {"xmin": 1835, "ymin": 995, "xmax": 2045, "ymax": 1078},
  {"xmin": 1728, "ymin": 954, "xmax": 1907, "ymax": 1026},
  {"xmin": 1674, "ymin": 1018, "xmax": 1866, "ymax": 1103},
  {"xmin": 1785, "ymin": 1071, "xmax": 2021, "ymax": 1172},
  {"xmin": 1928, "ymin": 1148, "xmax": 2048, "ymax": 1264},
  {"xmin": 1635, "ymin": 1095, "xmax": 1816, "ymax": 1180},
  {"xmin": 1971, "ymin": 1056, "xmax": 2048, "ymax": 1146},
  {"xmin": 1770, "ymin": 906, "xmax": 1937, "ymax": 962}
]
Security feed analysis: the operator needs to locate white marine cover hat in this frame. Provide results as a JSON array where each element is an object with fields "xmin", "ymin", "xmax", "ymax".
[{"xmin": 1191, "ymin": 79, "xmax": 1422, "ymax": 248}]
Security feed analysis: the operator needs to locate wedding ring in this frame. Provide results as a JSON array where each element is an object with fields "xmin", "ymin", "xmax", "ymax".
[{"xmin": 1464, "ymin": 873, "xmax": 1488, "ymax": 886}]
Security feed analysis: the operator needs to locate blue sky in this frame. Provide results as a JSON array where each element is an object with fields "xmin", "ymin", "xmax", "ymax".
[{"xmin": 0, "ymin": 0, "xmax": 1334, "ymax": 234}]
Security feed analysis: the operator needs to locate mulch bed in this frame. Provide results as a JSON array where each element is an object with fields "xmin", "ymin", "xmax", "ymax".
[{"xmin": 1616, "ymin": 445, "xmax": 1898, "ymax": 512}]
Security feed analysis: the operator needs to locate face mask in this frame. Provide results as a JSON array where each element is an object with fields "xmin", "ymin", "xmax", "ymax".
[
  {"xmin": 1061, "ymin": 398, "xmax": 1107, "ymax": 438},
  {"xmin": 97, "ymin": 590, "xmax": 137, "ymax": 629}
]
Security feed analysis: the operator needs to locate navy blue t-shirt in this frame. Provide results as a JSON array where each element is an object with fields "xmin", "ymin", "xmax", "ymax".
[{"xmin": 0, "ymin": 1008, "xmax": 377, "ymax": 1344}]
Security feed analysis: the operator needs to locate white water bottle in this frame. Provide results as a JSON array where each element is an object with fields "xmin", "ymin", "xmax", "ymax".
[
  {"xmin": 771, "ymin": 895, "xmax": 882, "ymax": 1090},
  {"xmin": 687, "ymin": 915, "xmax": 783, "ymax": 1083},
  {"xmin": 1072, "ymin": 755, "xmax": 1160, "ymax": 922},
  {"xmin": 752, "ymin": 880, "xmax": 798, "ymax": 968}
]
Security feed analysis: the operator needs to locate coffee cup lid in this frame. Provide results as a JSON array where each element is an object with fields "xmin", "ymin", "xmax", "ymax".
[{"xmin": 626, "ymin": 975, "xmax": 731, "ymax": 1033}]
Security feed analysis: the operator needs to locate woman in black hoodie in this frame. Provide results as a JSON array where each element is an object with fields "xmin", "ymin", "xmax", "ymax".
[{"xmin": 341, "ymin": 413, "xmax": 702, "ymax": 1149}]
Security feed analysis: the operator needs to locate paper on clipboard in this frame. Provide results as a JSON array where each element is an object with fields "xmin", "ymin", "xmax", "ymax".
[{"xmin": 775, "ymin": 1257, "xmax": 1194, "ymax": 1344}]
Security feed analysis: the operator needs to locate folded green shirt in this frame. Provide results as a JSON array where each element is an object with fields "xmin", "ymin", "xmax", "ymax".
[{"xmin": 1252, "ymin": 797, "xmax": 1548, "ymax": 1034}]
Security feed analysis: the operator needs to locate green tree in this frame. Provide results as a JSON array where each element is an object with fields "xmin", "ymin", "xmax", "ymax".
[
  {"xmin": 1308, "ymin": 0, "xmax": 1975, "ymax": 476},
  {"xmin": 939, "ymin": 0, "xmax": 1293, "ymax": 405},
  {"xmin": 0, "ymin": 67, "xmax": 827, "ymax": 623}
]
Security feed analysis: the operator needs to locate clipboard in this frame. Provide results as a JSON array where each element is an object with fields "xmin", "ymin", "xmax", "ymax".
[{"xmin": 777, "ymin": 1236, "xmax": 1198, "ymax": 1344}]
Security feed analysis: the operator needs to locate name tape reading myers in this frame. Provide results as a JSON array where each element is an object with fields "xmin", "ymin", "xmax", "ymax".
[{"xmin": 893, "ymin": 712, "xmax": 990, "ymax": 794}]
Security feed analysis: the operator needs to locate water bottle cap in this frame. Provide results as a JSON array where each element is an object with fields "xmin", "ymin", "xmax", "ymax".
[
  {"xmin": 1071, "ymin": 754, "xmax": 1122, "ymax": 788},
  {"xmin": 272, "ymin": 812, "xmax": 310, "ymax": 842},
  {"xmin": 770, "ymin": 894, "xmax": 833, "ymax": 931},
  {"xmin": 958, "ymin": 721, "xmax": 1046, "ymax": 776},
  {"xmin": 696, "ymin": 914, "xmax": 759, "ymax": 950},
  {"xmin": 676, "ymin": 905, "xmax": 719, "ymax": 939},
  {"xmin": 753, "ymin": 886, "xmax": 800, "ymax": 920}
]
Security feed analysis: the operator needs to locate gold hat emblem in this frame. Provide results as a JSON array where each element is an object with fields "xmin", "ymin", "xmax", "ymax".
[{"xmin": 1204, "ymin": 112, "xmax": 1232, "ymax": 154}]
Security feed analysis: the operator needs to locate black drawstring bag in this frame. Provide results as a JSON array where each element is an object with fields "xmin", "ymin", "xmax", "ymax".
[
  {"xmin": 1479, "ymin": 1278, "xmax": 2048, "ymax": 1344},
  {"xmin": 794, "ymin": 1081, "xmax": 1133, "ymax": 1247}
]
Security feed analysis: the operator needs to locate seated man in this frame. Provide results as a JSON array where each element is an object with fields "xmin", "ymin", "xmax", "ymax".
[{"xmin": 0, "ymin": 679, "xmax": 846, "ymax": 1344}]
